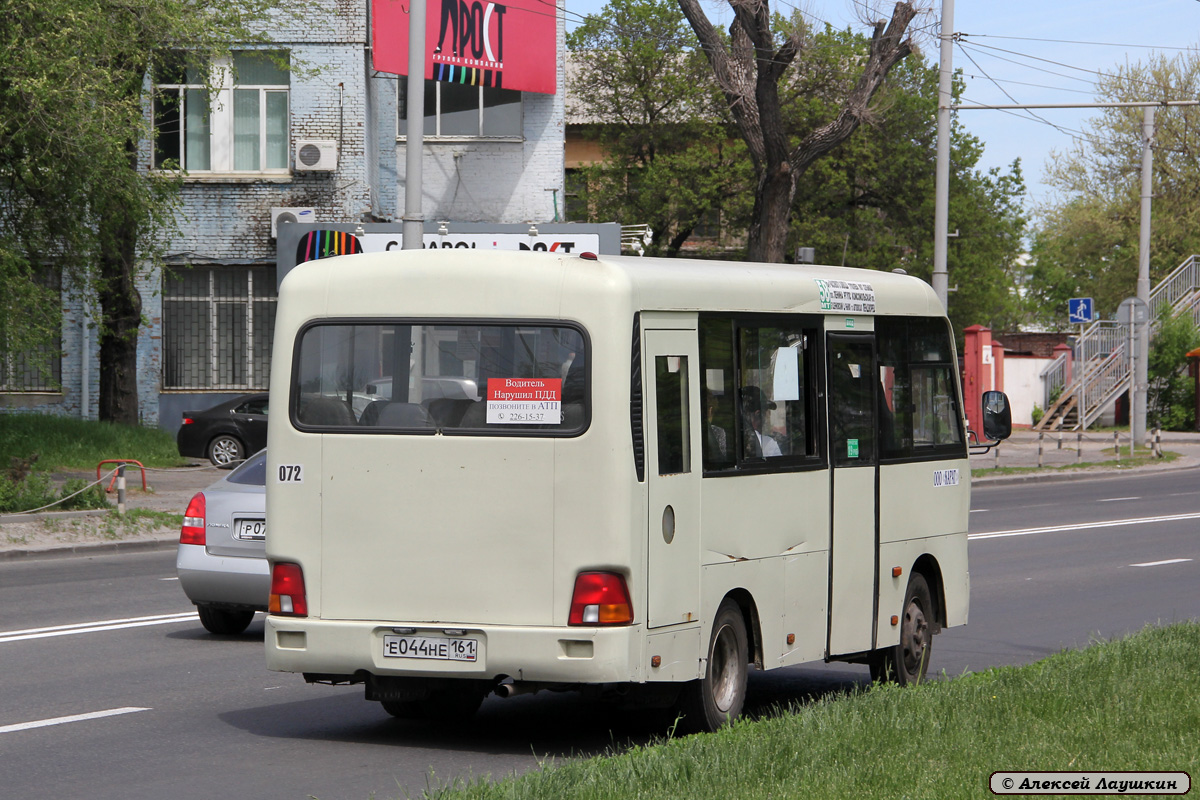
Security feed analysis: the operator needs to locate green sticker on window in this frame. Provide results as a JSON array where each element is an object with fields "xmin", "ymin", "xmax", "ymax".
[
  {"xmin": 847, "ymin": 439, "xmax": 859, "ymax": 458},
  {"xmin": 845, "ymin": 318, "xmax": 855, "ymax": 328}
]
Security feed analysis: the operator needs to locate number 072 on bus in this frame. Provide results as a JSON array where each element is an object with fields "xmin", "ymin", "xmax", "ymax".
[{"xmin": 263, "ymin": 249, "xmax": 1011, "ymax": 732}]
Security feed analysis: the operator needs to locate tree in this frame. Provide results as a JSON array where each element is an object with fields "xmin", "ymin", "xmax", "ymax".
[
  {"xmin": 676, "ymin": 0, "xmax": 921, "ymax": 263},
  {"xmin": 1026, "ymin": 51, "xmax": 1200, "ymax": 326},
  {"xmin": 785, "ymin": 33, "xmax": 1027, "ymax": 334},
  {"xmin": 1148, "ymin": 308, "xmax": 1200, "ymax": 431},
  {"xmin": 567, "ymin": 0, "xmax": 752, "ymax": 256},
  {"xmin": 0, "ymin": 0, "xmax": 281, "ymax": 423}
]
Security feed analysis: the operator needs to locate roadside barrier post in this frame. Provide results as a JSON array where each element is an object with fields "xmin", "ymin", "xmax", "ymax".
[
  {"xmin": 1038, "ymin": 432, "xmax": 1044, "ymax": 468},
  {"xmin": 117, "ymin": 463, "xmax": 126, "ymax": 516},
  {"xmin": 994, "ymin": 443, "xmax": 1000, "ymax": 469},
  {"xmin": 1056, "ymin": 415, "xmax": 1063, "ymax": 449},
  {"xmin": 1114, "ymin": 431, "xmax": 1120, "ymax": 465},
  {"xmin": 1154, "ymin": 427, "xmax": 1162, "ymax": 458},
  {"xmin": 1076, "ymin": 431, "xmax": 1082, "ymax": 464}
]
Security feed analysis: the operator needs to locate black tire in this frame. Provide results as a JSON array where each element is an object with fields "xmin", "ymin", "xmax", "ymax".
[
  {"xmin": 207, "ymin": 434, "xmax": 245, "ymax": 466},
  {"xmin": 676, "ymin": 598, "xmax": 749, "ymax": 733},
  {"xmin": 870, "ymin": 573, "xmax": 934, "ymax": 686},
  {"xmin": 197, "ymin": 605, "xmax": 255, "ymax": 635}
]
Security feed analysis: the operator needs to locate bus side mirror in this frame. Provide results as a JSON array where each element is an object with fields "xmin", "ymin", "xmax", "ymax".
[{"xmin": 982, "ymin": 390, "xmax": 1012, "ymax": 442}]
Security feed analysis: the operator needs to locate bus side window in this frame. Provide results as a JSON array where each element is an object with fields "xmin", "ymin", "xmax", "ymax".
[{"xmin": 655, "ymin": 356, "xmax": 690, "ymax": 475}]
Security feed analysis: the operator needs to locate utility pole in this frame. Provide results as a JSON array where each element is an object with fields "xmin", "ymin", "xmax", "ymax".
[
  {"xmin": 402, "ymin": 0, "xmax": 427, "ymax": 250},
  {"xmin": 932, "ymin": 0, "xmax": 954, "ymax": 310},
  {"xmin": 1134, "ymin": 106, "xmax": 1154, "ymax": 447}
]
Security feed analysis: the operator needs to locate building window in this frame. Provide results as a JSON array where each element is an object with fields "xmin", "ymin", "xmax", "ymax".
[
  {"xmin": 1, "ymin": 270, "xmax": 61, "ymax": 393},
  {"xmin": 163, "ymin": 266, "xmax": 276, "ymax": 390},
  {"xmin": 399, "ymin": 78, "xmax": 522, "ymax": 138},
  {"xmin": 154, "ymin": 51, "xmax": 290, "ymax": 173}
]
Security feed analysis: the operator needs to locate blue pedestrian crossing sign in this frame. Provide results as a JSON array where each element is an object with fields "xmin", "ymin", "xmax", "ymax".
[{"xmin": 1068, "ymin": 297, "xmax": 1094, "ymax": 324}]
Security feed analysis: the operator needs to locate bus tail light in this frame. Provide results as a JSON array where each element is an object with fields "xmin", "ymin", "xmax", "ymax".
[
  {"xmin": 568, "ymin": 572, "xmax": 633, "ymax": 626},
  {"xmin": 270, "ymin": 563, "xmax": 308, "ymax": 617},
  {"xmin": 181, "ymin": 493, "xmax": 206, "ymax": 545}
]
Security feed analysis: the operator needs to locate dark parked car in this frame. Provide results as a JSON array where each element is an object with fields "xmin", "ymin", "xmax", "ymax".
[
  {"xmin": 177, "ymin": 449, "xmax": 268, "ymax": 634},
  {"xmin": 177, "ymin": 393, "xmax": 269, "ymax": 466}
]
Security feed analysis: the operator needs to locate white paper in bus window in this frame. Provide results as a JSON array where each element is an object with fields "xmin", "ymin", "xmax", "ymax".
[
  {"xmin": 486, "ymin": 378, "xmax": 562, "ymax": 424},
  {"xmin": 706, "ymin": 369, "xmax": 724, "ymax": 394},
  {"xmin": 772, "ymin": 347, "xmax": 800, "ymax": 402}
]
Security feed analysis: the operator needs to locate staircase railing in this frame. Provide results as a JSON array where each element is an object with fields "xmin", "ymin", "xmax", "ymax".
[{"xmin": 1038, "ymin": 254, "xmax": 1200, "ymax": 430}]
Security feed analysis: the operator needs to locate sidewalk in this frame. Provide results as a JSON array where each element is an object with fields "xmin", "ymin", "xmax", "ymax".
[
  {"xmin": 970, "ymin": 429, "xmax": 1200, "ymax": 483},
  {"xmin": 0, "ymin": 463, "xmax": 225, "ymax": 560}
]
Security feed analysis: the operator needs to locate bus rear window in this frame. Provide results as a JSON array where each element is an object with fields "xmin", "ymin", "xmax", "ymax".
[{"xmin": 292, "ymin": 322, "xmax": 587, "ymax": 435}]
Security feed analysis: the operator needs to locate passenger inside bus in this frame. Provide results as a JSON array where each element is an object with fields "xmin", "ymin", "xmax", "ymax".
[{"xmin": 740, "ymin": 386, "xmax": 782, "ymax": 458}]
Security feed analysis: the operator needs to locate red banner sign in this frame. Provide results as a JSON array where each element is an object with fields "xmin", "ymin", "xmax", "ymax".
[{"xmin": 371, "ymin": 0, "xmax": 557, "ymax": 95}]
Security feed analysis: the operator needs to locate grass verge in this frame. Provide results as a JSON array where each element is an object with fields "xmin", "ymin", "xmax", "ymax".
[
  {"xmin": 419, "ymin": 622, "xmax": 1200, "ymax": 800},
  {"xmin": 0, "ymin": 413, "xmax": 187, "ymax": 471}
]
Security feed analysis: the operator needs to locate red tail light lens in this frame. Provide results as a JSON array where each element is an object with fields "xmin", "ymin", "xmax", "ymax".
[
  {"xmin": 269, "ymin": 563, "xmax": 308, "ymax": 617},
  {"xmin": 180, "ymin": 493, "xmax": 205, "ymax": 545},
  {"xmin": 568, "ymin": 571, "xmax": 633, "ymax": 626},
  {"xmin": 181, "ymin": 417, "xmax": 194, "ymax": 425}
]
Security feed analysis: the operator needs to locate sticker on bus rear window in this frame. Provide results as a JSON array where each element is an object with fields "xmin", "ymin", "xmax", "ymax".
[{"xmin": 486, "ymin": 378, "xmax": 562, "ymax": 424}]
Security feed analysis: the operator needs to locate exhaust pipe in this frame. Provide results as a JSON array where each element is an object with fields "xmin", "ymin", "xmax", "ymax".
[{"xmin": 494, "ymin": 681, "xmax": 540, "ymax": 699}]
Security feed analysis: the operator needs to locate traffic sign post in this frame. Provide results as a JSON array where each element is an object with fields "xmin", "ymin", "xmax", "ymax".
[{"xmin": 1068, "ymin": 297, "xmax": 1094, "ymax": 325}]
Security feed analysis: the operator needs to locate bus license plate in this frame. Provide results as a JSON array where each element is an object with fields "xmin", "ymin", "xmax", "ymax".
[
  {"xmin": 383, "ymin": 635, "xmax": 478, "ymax": 662},
  {"xmin": 235, "ymin": 519, "xmax": 266, "ymax": 540}
]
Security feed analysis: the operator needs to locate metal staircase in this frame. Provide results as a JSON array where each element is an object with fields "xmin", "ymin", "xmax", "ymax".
[{"xmin": 1034, "ymin": 254, "xmax": 1200, "ymax": 431}]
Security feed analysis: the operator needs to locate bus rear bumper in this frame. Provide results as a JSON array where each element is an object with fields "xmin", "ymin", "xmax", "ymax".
[{"xmin": 265, "ymin": 615, "xmax": 641, "ymax": 685}]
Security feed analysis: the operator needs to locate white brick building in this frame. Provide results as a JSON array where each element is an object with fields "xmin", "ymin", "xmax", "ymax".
[{"xmin": 2, "ymin": 1, "xmax": 567, "ymax": 432}]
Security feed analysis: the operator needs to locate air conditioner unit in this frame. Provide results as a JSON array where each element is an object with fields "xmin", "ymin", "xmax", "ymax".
[
  {"xmin": 295, "ymin": 139, "xmax": 338, "ymax": 172},
  {"xmin": 270, "ymin": 207, "xmax": 316, "ymax": 238}
]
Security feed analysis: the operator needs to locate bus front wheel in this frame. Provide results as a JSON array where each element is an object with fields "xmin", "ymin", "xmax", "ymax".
[
  {"xmin": 870, "ymin": 573, "xmax": 933, "ymax": 686},
  {"xmin": 677, "ymin": 598, "xmax": 748, "ymax": 733}
]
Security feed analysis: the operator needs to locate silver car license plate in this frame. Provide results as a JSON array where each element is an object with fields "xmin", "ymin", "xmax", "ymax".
[
  {"xmin": 235, "ymin": 519, "xmax": 266, "ymax": 540},
  {"xmin": 383, "ymin": 635, "xmax": 478, "ymax": 662}
]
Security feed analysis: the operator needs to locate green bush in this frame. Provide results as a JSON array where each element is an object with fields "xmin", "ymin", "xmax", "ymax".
[
  {"xmin": 0, "ymin": 471, "xmax": 109, "ymax": 514},
  {"xmin": 1148, "ymin": 310, "xmax": 1200, "ymax": 431}
]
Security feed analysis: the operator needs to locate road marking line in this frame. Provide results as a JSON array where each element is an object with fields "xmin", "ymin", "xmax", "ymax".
[
  {"xmin": 969, "ymin": 511, "xmax": 1200, "ymax": 541},
  {"xmin": 0, "ymin": 613, "xmax": 196, "ymax": 644},
  {"xmin": 1130, "ymin": 558, "xmax": 1193, "ymax": 568},
  {"xmin": 0, "ymin": 707, "xmax": 150, "ymax": 735},
  {"xmin": 1099, "ymin": 496, "xmax": 1141, "ymax": 502}
]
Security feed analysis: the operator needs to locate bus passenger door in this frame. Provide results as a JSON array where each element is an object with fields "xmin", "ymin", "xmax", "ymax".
[
  {"xmin": 644, "ymin": 327, "xmax": 701, "ymax": 629},
  {"xmin": 826, "ymin": 332, "xmax": 879, "ymax": 656}
]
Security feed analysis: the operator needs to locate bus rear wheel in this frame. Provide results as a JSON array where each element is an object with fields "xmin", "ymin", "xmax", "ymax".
[
  {"xmin": 870, "ymin": 573, "xmax": 933, "ymax": 686},
  {"xmin": 676, "ymin": 598, "xmax": 748, "ymax": 733}
]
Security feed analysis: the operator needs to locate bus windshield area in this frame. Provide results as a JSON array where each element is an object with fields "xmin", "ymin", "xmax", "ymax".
[{"xmin": 292, "ymin": 322, "xmax": 587, "ymax": 434}]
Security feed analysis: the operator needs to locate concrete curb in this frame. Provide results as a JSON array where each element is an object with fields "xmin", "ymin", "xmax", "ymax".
[
  {"xmin": 0, "ymin": 535, "xmax": 178, "ymax": 562},
  {"xmin": 970, "ymin": 456, "xmax": 1200, "ymax": 487}
]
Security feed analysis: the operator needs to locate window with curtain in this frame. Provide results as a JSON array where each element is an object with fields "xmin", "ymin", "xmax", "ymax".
[{"xmin": 154, "ymin": 51, "xmax": 290, "ymax": 173}]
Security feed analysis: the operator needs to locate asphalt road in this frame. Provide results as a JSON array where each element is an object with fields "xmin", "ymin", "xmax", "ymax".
[{"xmin": 1, "ymin": 468, "xmax": 1197, "ymax": 800}]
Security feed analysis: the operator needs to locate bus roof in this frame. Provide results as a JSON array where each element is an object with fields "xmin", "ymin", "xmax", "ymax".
[{"xmin": 279, "ymin": 250, "xmax": 945, "ymax": 320}]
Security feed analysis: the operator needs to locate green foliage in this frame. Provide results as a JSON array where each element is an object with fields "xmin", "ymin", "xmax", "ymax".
[
  {"xmin": 1148, "ymin": 309, "xmax": 1200, "ymax": 431},
  {"xmin": 1026, "ymin": 51, "xmax": 1200, "ymax": 326},
  {"xmin": 0, "ymin": 0, "xmax": 288, "ymax": 421},
  {"xmin": 0, "ymin": 472, "xmax": 108, "ymax": 513},
  {"xmin": 566, "ymin": 0, "xmax": 753, "ymax": 255},
  {"xmin": 789, "ymin": 48, "xmax": 1027, "ymax": 336}
]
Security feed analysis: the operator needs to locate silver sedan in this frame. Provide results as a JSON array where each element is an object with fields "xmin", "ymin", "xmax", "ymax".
[{"xmin": 176, "ymin": 450, "xmax": 268, "ymax": 634}]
